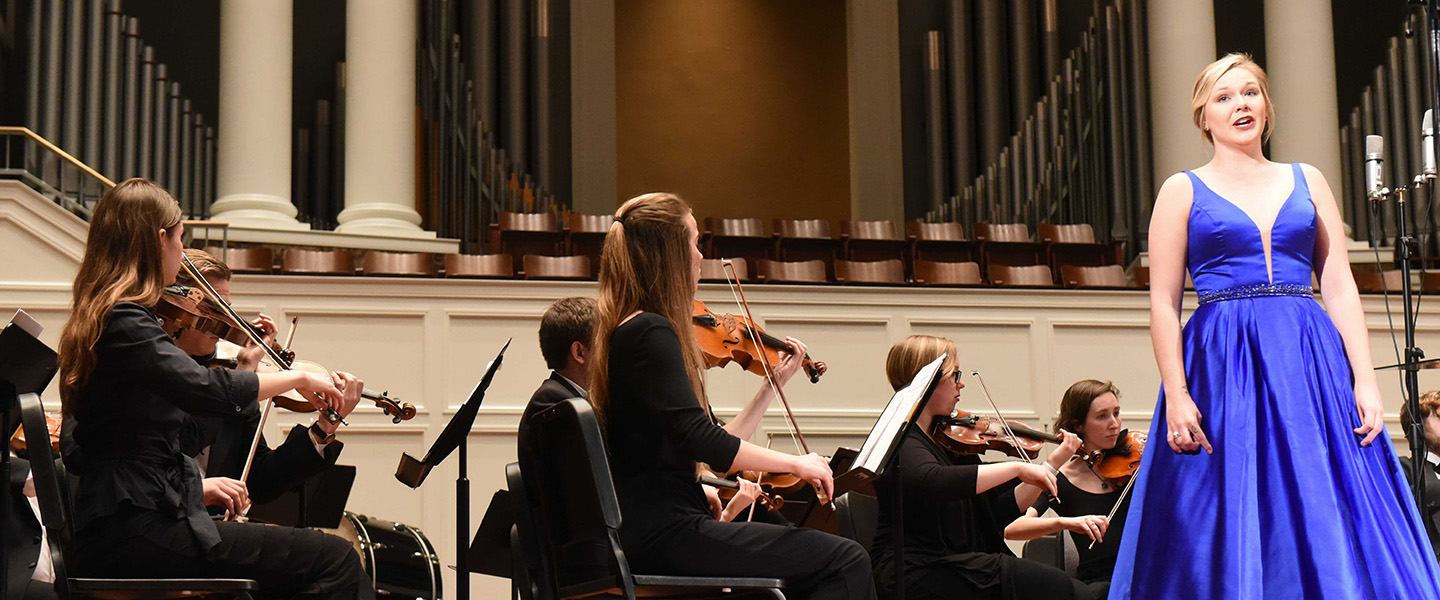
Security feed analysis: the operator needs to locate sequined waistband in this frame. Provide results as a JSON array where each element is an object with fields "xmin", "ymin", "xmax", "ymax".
[{"xmin": 1196, "ymin": 283, "xmax": 1314, "ymax": 305}]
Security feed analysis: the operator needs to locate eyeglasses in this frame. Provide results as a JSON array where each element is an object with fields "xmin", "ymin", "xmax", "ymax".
[{"xmin": 945, "ymin": 370, "xmax": 962, "ymax": 385}]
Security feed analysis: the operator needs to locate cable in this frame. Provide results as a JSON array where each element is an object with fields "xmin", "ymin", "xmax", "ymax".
[{"xmin": 1370, "ymin": 199, "xmax": 1409, "ymax": 402}]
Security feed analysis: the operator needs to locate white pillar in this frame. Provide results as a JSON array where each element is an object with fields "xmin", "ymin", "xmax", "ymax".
[
  {"xmin": 209, "ymin": 0, "xmax": 306, "ymax": 230},
  {"xmin": 1264, "ymin": 0, "xmax": 1342, "ymax": 186},
  {"xmin": 335, "ymin": 0, "xmax": 430, "ymax": 237},
  {"xmin": 1146, "ymin": 0, "xmax": 1216, "ymax": 181}
]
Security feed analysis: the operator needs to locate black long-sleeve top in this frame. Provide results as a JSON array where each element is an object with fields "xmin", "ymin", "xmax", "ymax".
[
  {"xmin": 604, "ymin": 312, "xmax": 742, "ymax": 546},
  {"xmin": 67, "ymin": 302, "xmax": 258, "ymax": 555},
  {"xmin": 871, "ymin": 424, "xmax": 1025, "ymax": 596}
]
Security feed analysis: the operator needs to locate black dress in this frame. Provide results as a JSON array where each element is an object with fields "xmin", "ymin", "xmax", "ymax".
[
  {"xmin": 604, "ymin": 312, "xmax": 874, "ymax": 600},
  {"xmin": 1030, "ymin": 471, "xmax": 1131, "ymax": 584},
  {"xmin": 870, "ymin": 424, "xmax": 1097, "ymax": 600},
  {"xmin": 66, "ymin": 302, "xmax": 369, "ymax": 600}
]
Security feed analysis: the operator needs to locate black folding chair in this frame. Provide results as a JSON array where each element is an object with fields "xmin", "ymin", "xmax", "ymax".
[
  {"xmin": 18, "ymin": 393, "xmax": 258, "ymax": 599},
  {"xmin": 833, "ymin": 493, "xmax": 878, "ymax": 552},
  {"xmin": 524, "ymin": 398, "xmax": 785, "ymax": 599}
]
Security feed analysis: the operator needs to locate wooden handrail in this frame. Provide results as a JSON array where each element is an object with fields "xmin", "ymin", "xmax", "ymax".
[{"xmin": 0, "ymin": 126, "xmax": 116, "ymax": 188}]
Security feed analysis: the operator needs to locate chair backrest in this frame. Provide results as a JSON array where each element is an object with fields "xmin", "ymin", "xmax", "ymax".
[
  {"xmin": 773, "ymin": 218, "xmax": 832, "ymax": 240},
  {"xmin": 1060, "ymin": 264, "xmax": 1128, "ymax": 289},
  {"xmin": 706, "ymin": 217, "xmax": 766, "ymax": 238},
  {"xmin": 523, "ymin": 255, "xmax": 592, "ymax": 280},
  {"xmin": 443, "ymin": 253, "xmax": 514, "ymax": 278},
  {"xmin": 912, "ymin": 260, "xmax": 982, "ymax": 285},
  {"xmin": 281, "ymin": 248, "xmax": 355, "ymax": 275},
  {"xmin": 989, "ymin": 264, "xmax": 1055, "ymax": 287},
  {"xmin": 203, "ymin": 246, "xmax": 274, "ymax": 274},
  {"xmin": 1352, "ymin": 267, "xmax": 1404, "ymax": 293},
  {"xmin": 1037, "ymin": 223, "xmax": 1097, "ymax": 244},
  {"xmin": 835, "ymin": 259, "xmax": 905, "ymax": 285},
  {"xmin": 525, "ymin": 399, "xmax": 631, "ymax": 596},
  {"xmin": 1425, "ymin": 271, "xmax": 1440, "ymax": 295},
  {"xmin": 566, "ymin": 213, "xmax": 612, "ymax": 235},
  {"xmin": 18, "ymin": 393, "xmax": 74, "ymax": 598},
  {"xmin": 841, "ymin": 220, "xmax": 900, "ymax": 241},
  {"xmin": 699, "ymin": 258, "xmax": 749, "ymax": 282},
  {"xmin": 1020, "ymin": 532, "xmax": 1077, "ymax": 576},
  {"xmin": 973, "ymin": 222, "xmax": 1031, "ymax": 242},
  {"xmin": 507, "ymin": 462, "xmax": 549, "ymax": 600},
  {"xmin": 834, "ymin": 493, "xmax": 878, "ymax": 552},
  {"xmin": 906, "ymin": 221, "xmax": 967, "ymax": 242},
  {"xmin": 499, "ymin": 211, "xmax": 561, "ymax": 233},
  {"xmin": 362, "ymin": 251, "xmax": 436, "ymax": 277},
  {"xmin": 757, "ymin": 259, "xmax": 828, "ymax": 284}
]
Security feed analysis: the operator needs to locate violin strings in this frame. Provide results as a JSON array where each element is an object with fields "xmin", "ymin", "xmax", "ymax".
[{"xmin": 971, "ymin": 370, "xmax": 1036, "ymax": 465}]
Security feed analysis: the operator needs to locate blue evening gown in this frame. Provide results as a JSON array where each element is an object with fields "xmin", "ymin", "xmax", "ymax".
[{"xmin": 1108, "ymin": 163, "xmax": 1440, "ymax": 599}]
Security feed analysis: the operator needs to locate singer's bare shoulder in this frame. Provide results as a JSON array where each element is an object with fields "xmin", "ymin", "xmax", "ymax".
[
  {"xmin": 1153, "ymin": 172, "xmax": 1195, "ymax": 211},
  {"xmin": 1295, "ymin": 163, "xmax": 1338, "ymax": 207}
]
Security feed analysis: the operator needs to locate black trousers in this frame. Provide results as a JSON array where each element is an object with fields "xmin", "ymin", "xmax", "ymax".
[
  {"xmin": 906, "ymin": 555, "xmax": 1101, "ymax": 600},
  {"xmin": 629, "ymin": 515, "xmax": 875, "ymax": 600},
  {"xmin": 75, "ymin": 512, "xmax": 371, "ymax": 600}
]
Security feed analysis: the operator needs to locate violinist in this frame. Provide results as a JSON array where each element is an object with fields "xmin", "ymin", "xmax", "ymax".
[
  {"xmin": 170, "ymin": 249, "xmax": 364, "ymax": 514},
  {"xmin": 1004, "ymin": 380, "xmax": 1133, "ymax": 592},
  {"xmin": 581, "ymin": 192, "xmax": 873, "ymax": 600},
  {"xmin": 57, "ymin": 179, "xmax": 369, "ymax": 599},
  {"xmin": 871, "ymin": 335, "xmax": 1099, "ymax": 600}
]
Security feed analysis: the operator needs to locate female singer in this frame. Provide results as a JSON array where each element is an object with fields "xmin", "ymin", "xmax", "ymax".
[
  {"xmin": 57, "ymin": 179, "xmax": 370, "ymax": 599},
  {"xmin": 1108, "ymin": 53, "xmax": 1440, "ymax": 598},
  {"xmin": 1005, "ymin": 380, "xmax": 1133, "ymax": 591},
  {"xmin": 870, "ymin": 335, "xmax": 1100, "ymax": 600},
  {"xmin": 587, "ymin": 192, "xmax": 874, "ymax": 600}
]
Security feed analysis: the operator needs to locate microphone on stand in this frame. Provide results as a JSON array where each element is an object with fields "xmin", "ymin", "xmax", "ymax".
[
  {"xmin": 1367, "ymin": 135, "xmax": 1388, "ymax": 201},
  {"xmin": 1423, "ymin": 110, "xmax": 1436, "ymax": 178}
]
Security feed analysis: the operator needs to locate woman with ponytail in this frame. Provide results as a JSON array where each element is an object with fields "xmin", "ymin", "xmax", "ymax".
[
  {"xmin": 587, "ymin": 193, "xmax": 875, "ymax": 600},
  {"xmin": 58, "ymin": 179, "xmax": 370, "ymax": 599}
]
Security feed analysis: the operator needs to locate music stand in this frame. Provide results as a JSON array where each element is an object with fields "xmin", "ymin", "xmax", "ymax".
[
  {"xmin": 837, "ymin": 354, "xmax": 946, "ymax": 600},
  {"xmin": 0, "ymin": 310, "xmax": 60, "ymax": 599},
  {"xmin": 245, "ymin": 464, "xmax": 356, "ymax": 529},
  {"xmin": 394, "ymin": 339, "xmax": 511, "ymax": 600}
]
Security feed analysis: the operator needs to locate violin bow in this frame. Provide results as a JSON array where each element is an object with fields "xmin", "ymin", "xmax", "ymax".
[
  {"xmin": 1088, "ymin": 464, "xmax": 1139, "ymax": 550},
  {"xmin": 239, "ymin": 316, "xmax": 301, "ymax": 488},
  {"xmin": 969, "ymin": 370, "xmax": 1037, "ymax": 466},
  {"xmin": 720, "ymin": 260, "xmax": 809, "ymax": 455}
]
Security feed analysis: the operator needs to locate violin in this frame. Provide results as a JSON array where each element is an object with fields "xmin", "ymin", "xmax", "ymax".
[
  {"xmin": 156, "ymin": 286, "xmax": 260, "ymax": 349},
  {"xmin": 1081, "ymin": 429, "xmax": 1147, "ymax": 484},
  {"xmin": 930, "ymin": 409, "xmax": 1062, "ymax": 459},
  {"xmin": 257, "ymin": 355, "xmax": 416, "ymax": 424},
  {"xmin": 9, "ymin": 413, "xmax": 60, "ymax": 455},
  {"xmin": 699, "ymin": 474, "xmax": 786, "ymax": 511},
  {"xmin": 692, "ymin": 299, "xmax": 827, "ymax": 383}
]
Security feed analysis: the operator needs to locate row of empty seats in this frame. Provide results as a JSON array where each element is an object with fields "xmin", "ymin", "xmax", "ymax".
[{"xmin": 492, "ymin": 213, "xmax": 1123, "ymax": 285}]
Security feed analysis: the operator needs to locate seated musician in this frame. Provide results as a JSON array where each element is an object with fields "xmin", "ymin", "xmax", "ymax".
[
  {"xmin": 1005, "ymin": 380, "xmax": 1135, "ymax": 594},
  {"xmin": 1398, "ymin": 390, "xmax": 1440, "ymax": 563},
  {"xmin": 171, "ymin": 248, "xmax": 364, "ymax": 514},
  {"xmin": 580, "ymin": 192, "xmax": 874, "ymax": 599},
  {"xmin": 871, "ymin": 335, "xmax": 1100, "ymax": 600},
  {"xmin": 57, "ymin": 179, "xmax": 369, "ymax": 599}
]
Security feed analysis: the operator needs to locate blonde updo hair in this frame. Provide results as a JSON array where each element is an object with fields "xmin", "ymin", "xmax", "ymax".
[{"xmin": 1191, "ymin": 52, "xmax": 1275, "ymax": 145}]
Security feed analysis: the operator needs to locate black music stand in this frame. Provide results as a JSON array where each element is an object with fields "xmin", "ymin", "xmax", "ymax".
[
  {"xmin": 0, "ymin": 311, "xmax": 60, "ymax": 599},
  {"xmin": 839, "ymin": 354, "xmax": 946, "ymax": 600},
  {"xmin": 394, "ymin": 339, "xmax": 511, "ymax": 600}
]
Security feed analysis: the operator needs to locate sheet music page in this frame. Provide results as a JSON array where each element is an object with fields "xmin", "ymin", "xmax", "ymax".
[
  {"xmin": 8, "ymin": 309, "xmax": 44, "ymax": 337},
  {"xmin": 852, "ymin": 354, "xmax": 946, "ymax": 475}
]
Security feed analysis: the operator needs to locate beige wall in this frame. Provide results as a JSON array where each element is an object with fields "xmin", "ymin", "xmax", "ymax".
[{"xmin": 614, "ymin": 0, "xmax": 852, "ymax": 226}]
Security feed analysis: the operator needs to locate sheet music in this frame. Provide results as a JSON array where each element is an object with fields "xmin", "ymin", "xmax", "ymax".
[
  {"xmin": 851, "ymin": 354, "xmax": 946, "ymax": 475},
  {"xmin": 8, "ymin": 309, "xmax": 43, "ymax": 337}
]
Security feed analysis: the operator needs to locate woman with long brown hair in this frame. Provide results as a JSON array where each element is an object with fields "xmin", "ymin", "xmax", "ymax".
[
  {"xmin": 1005, "ymin": 380, "xmax": 1134, "ymax": 592},
  {"xmin": 870, "ymin": 335, "xmax": 1097, "ymax": 600},
  {"xmin": 58, "ymin": 179, "xmax": 369, "ymax": 599},
  {"xmin": 586, "ymin": 192, "xmax": 873, "ymax": 600}
]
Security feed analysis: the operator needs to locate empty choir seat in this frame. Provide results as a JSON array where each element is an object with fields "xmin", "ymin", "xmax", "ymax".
[
  {"xmin": 989, "ymin": 264, "xmax": 1055, "ymax": 287},
  {"xmin": 835, "ymin": 259, "xmax": 905, "ymax": 285},
  {"xmin": 281, "ymin": 249, "xmax": 355, "ymax": 275},
  {"xmin": 523, "ymin": 255, "xmax": 592, "ymax": 280},
  {"xmin": 757, "ymin": 259, "xmax": 828, "ymax": 284},
  {"xmin": 203, "ymin": 245, "xmax": 274, "ymax": 274},
  {"xmin": 362, "ymin": 251, "xmax": 436, "ymax": 277},
  {"xmin": 443, "ymin": 253, "xmax": 515, "ymax": 278},
  {"xmin": 699, "ymin": 258, "xmax": 749, "ymax": 282},
  {"xmin": 912, "ymin": 260, "xmax": 983, "ymax": 286}
]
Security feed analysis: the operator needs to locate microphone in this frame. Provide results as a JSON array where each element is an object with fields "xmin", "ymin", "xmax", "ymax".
[
  {"xmin": 1367, "ymin": 135, "xmax": 1387, "ymax": 200},
  {"xmin": 1424, "ymin": 110, "xmax": 1435, "ymax": 177}
]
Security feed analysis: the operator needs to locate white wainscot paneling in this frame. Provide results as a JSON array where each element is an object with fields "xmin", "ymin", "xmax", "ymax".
[
  {"xmin": 909, "ymin": 319, "xmax": 1037, "ymax": 418},
  {"xmin": 280, "ymin": 310, "xmax": 429, "ymax": 416},
  {"xmin": 445, "ymin": 311, "xmax": 547, "ymax": 420},
  {"xmin": 1050, "ymin": 319, "xmax": 1162, "ymax": 430}
]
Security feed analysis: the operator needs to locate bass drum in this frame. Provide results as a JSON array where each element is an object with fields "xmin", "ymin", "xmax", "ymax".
[{"xmin": 328, "ymin": 512, "xmax": 443, "ymax": 600}]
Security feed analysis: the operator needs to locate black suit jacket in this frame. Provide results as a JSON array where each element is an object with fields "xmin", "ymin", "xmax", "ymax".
[
  {"xmin": 1398, "ymin": 455, "xmax": 1440, "ymax": 563},
  {"xmin": 186, "ymin": 399, "xmax": 343, "ymax": 505},
  {"xmin": 517, "ymin": 372, "xmax": 584, "ymax": 461},
  {"xmin": 5, "ymin": 457, "xmax": 50, "ymax": 599}
]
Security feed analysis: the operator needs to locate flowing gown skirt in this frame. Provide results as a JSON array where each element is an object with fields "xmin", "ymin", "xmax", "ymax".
[{"xmin": 1108, "ymin": 294, "xmax": 1440, "ymax": 599}]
